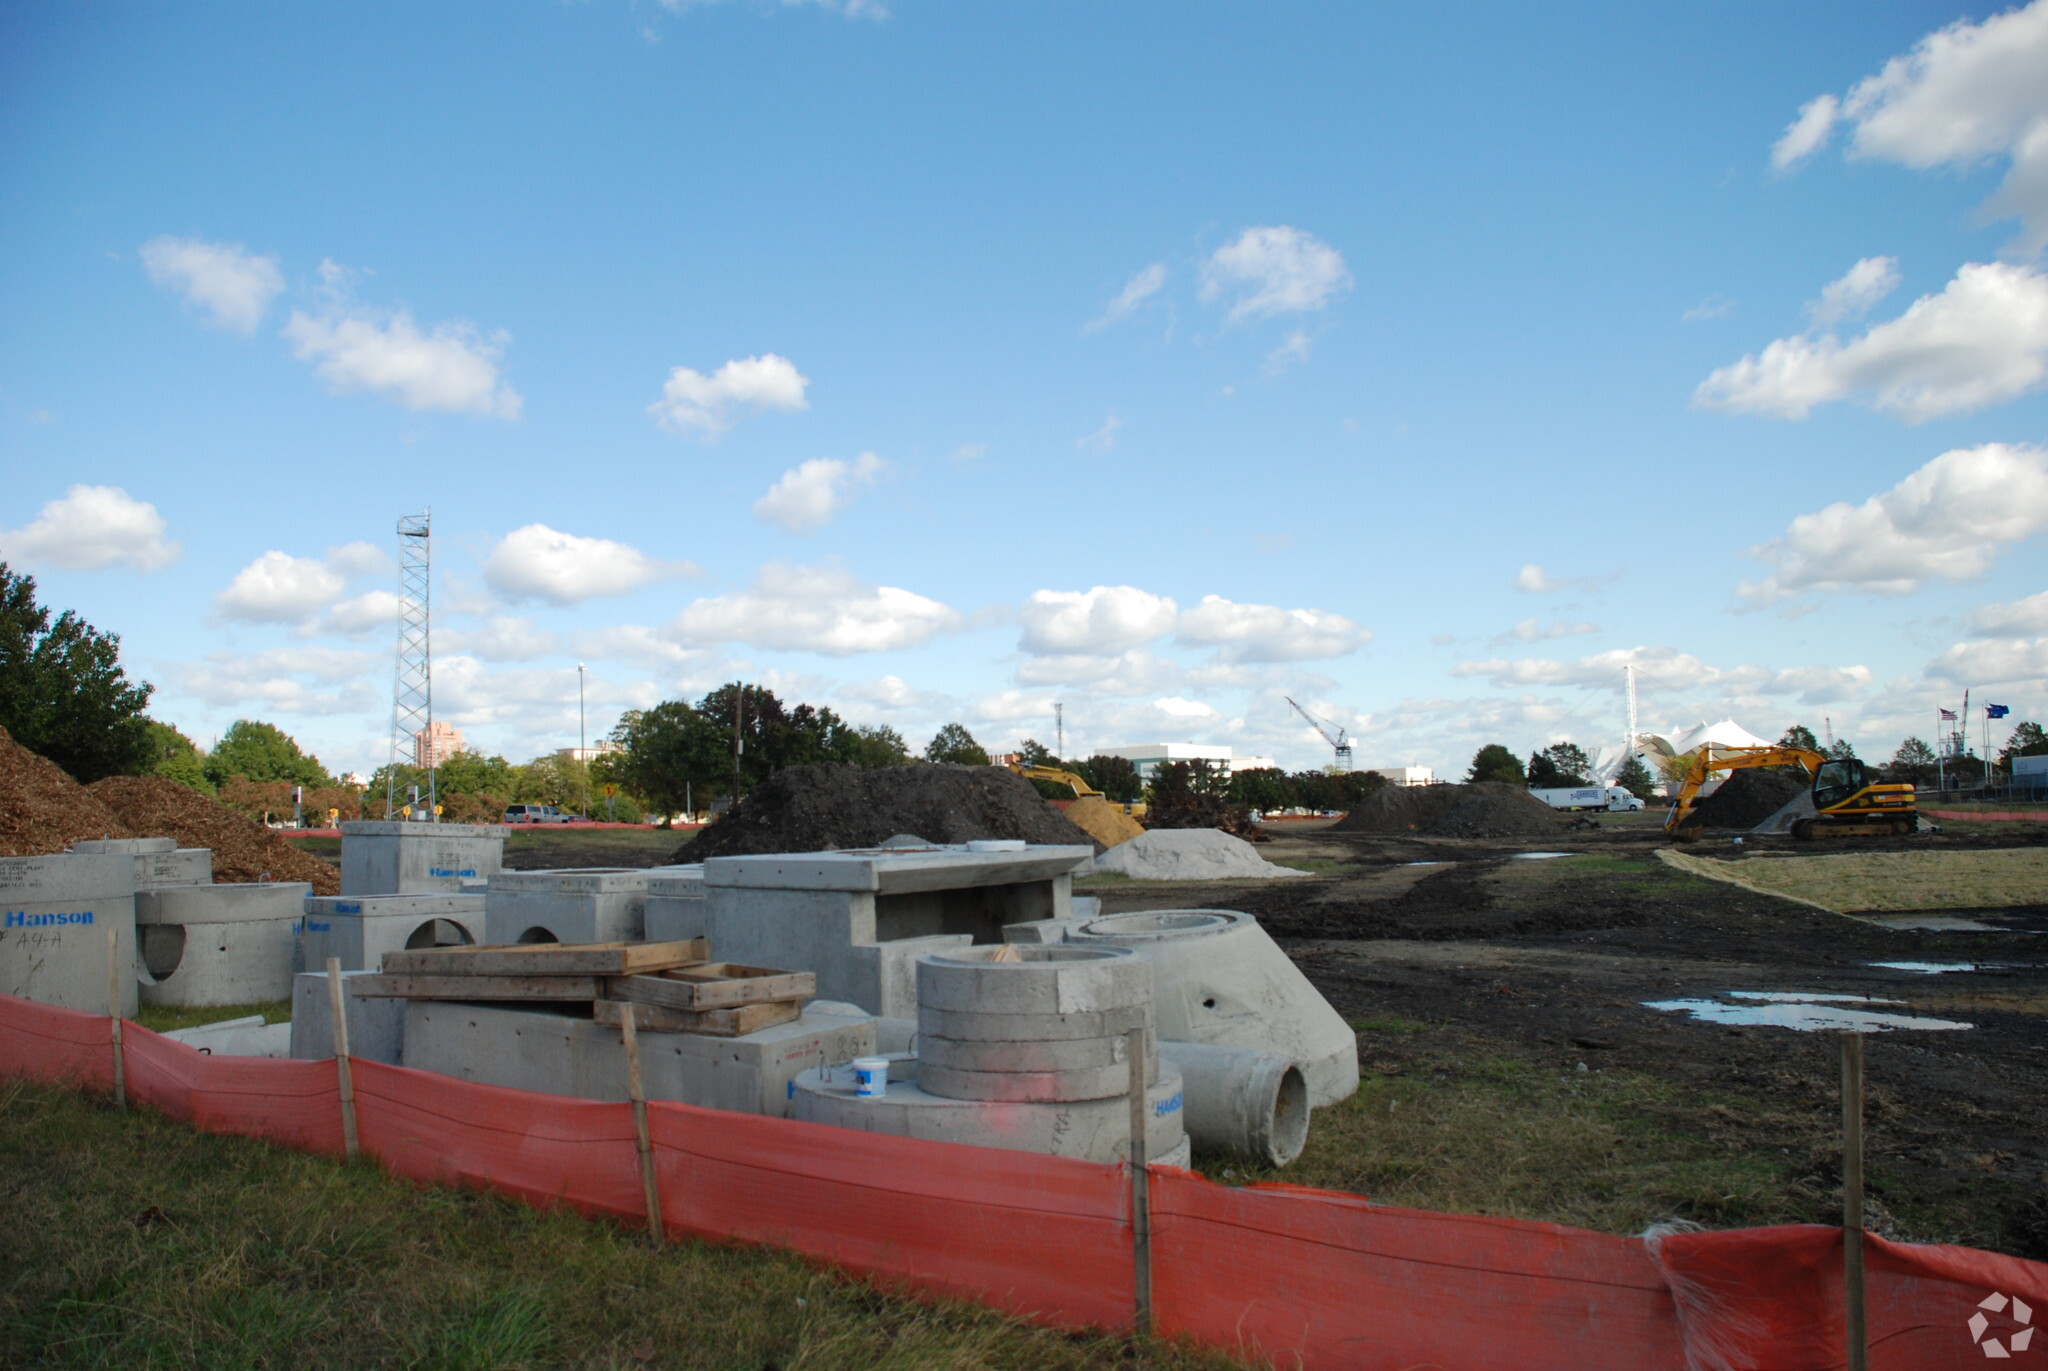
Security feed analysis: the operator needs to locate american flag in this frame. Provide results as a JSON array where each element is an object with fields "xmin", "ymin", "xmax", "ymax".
[{"xmin": 1940, "ymin": 708, "xmax": 1958, "ymax": 721}]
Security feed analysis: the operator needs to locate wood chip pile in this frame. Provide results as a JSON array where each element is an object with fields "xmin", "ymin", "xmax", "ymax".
[
  {"xmin": 88, "ymin": 774, "xmax": 341, "ymax": 894},
  {"xmin": 0, "ymin": 725, "xmax": 133, "ymax": 857}
]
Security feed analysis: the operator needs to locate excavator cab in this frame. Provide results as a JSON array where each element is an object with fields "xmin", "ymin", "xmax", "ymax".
[{"xmin": 1811, "ymin": 757, "xmax": 1865, "ymax": 811}]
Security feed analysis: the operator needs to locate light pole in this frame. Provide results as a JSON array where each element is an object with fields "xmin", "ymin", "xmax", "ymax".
[{"xmin": 577, "ymin": 662, "xmax": 588, "ymax": 819}]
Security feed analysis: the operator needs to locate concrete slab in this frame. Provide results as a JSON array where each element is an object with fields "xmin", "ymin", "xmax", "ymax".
[
  {"xmin": 339, "ymin": 820, "xmax": 507, "ymax": 896},
  {"xmin": 482, "ymin": 868, "xmax": 654, "ymax": 946},
  {"xmin": 135, "ymin": 882, "xmax": 312, "ymax": 1006},
  {"xmin": 162, "ymin": 1015, "xmax": 292, "ymax": 1058},
  {"xmin": 0, "ymin": 853, "xmax": 137, "ymax": 1015},
  {"xmin": 74, "ymin": 838, "xmax": 212, "ymax": 890},
  {"xmin": 643, "ymin": 865, "xmax": 705, "ymax": 944},
  {"xmin": 297, "ymin": 893, "xmax": 484, "ymax": 972},
  {"xmin": 290, "ymin": 969, "xmax": 406, "ymax": 1064}
]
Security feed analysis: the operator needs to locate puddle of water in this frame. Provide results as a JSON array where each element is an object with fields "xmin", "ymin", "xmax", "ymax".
[
  {"xmin": 1512, "ymin": 852, "xmax": 1572, "ymax": 860},
  {"xmin": 1872, "ymin": 961, "xmax": 1979, "ymax": 974},
  {"xmin": 1865, "ymin": 914, "xmax": 2008, "ymax": 932},
  {"xmin": 1727, "ymin": 990, "xmax": 1901, "ymax": 1004},
  {"xmin": 1401, "ymin": 861, "xmax": 1446, "ymax": 867},
  {"xmin": 1644, "ymin": 996, "xmax": 1973, "ymax": 1033}
]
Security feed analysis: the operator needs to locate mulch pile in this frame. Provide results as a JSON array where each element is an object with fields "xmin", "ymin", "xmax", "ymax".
[
  {"xmin": 674, "ymin": 763, "xmax": 1098, "ymax": 862},
  {"xmin": 89, "ymin": 775, "xmax": 341, "ymax": 894},
  {"xmin": 1333, "ymin": 782, "xmax": 1573, "ymax": 839},
  {"xmin": 1061, "ymin": 796, "xmax": 1146, "ymax": 849},
  {"xmin": 0, "ymin": 725, "xmax": 133, "ymax": 857},
  {"xmin": 1687, "ymin": 767, "xmax": 1810, "ymax": 830}
]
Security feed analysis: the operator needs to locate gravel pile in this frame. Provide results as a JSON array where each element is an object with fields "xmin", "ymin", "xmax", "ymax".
[
  {"xmin": 0, "ymin": 725, "xmax": 132, "ymax": 857},
  {"xmin": 1687, "ymin": 767, "xmax": 1810, "ymax": 830},
  {"xmin": 89, "ymin": 775, "xmax": 341, "ymax": 894},
  {"xmin": 674, "ymin": 763, "xmax": 1098, "ymax": 862},
  {"xmin": 1334, "ymin": 782, "xmax": 1572, "ymax": 839},
  {"xmin": 1090, "ymin": 828, "xmax": 1310, "ymax": 881}
]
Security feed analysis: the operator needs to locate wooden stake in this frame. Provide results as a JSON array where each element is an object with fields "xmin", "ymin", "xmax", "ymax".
[
  {"xmin": 620, "ymin": 1011, "xmax": 664, "ymax": 1247},
  {"xmin": 1127, "ymin": 1025, "xmax": 1152, "ymax": 1337},
  {"xmin": 106, "ymin": 927, "xmax": 125, "ymax": 1112},
  {"xmin": 1842, "ymin": 1031, "xmax": 1867, "ymax": 1371},
  {"xmin": 326, "ymin": 957, "xmax": 359, "ymax": 1161}
]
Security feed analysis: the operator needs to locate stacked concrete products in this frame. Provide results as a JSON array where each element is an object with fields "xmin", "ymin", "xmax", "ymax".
[
  {"xmin": 289, "ymin": 968, "xmax": 407, "ymax": 1065},
  {"xmin": 296, "ymin": 892, "xmax": 484, "ymax": 973},
  {"xmin": 71, "ymin": 837, "xmax": 213, "ymax": 890},
  {"xmin": 338, "ymin": 820, "xmax": 506, "ymax": 897},
  {"xmin": 0, "ymin": 853, "xmax": 137, "ymax": 1015},
  {"xmin": 136, "ymin": 881, "xmax": 313, "ymax": 1007},
  {"xmin": 482, "ymin": 868, "xmax": 656, "ymax": 945},
  {"xmin": 1069, "ymin": 909, "xmax": 1358, "ymax": 1109},
  {"xmin": 701, "ymin": 842, "xmax": 1094, "ymax": 1018},
  {"xmin": 642, "ymin": 865, "xmax": 705, "ymax": 943}
]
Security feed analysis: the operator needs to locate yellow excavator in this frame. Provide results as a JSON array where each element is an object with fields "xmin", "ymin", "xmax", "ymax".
[
  {"xmin": 1665, "ymin": 746, "xmax": 1917, "ymax": 841},
  {"xmin": 1006, "ymin": 764, "xmax": 1105, "ymax": 799}
]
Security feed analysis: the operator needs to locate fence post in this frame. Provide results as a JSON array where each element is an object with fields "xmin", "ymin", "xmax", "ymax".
[
  {"xmin": 1127, "ymin": 1025, "xmax": 1152, "ymax": 1338},
  {"xmin": 326, "ymin": 957, "xmax": 360, "ymax": 1160},
  {"xmin": 1841, "ymin": 1031, "xmax": 1866, "ymax": 1371},
  {"xmin": 106, "ymin": 927, "xmax": 125, "ymax": 1112},
  {"xmin": 619, "ymin": 1008, "xmax": 665, "ymax": 1247}
]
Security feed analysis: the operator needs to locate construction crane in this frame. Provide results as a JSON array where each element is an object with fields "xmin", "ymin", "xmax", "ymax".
[{"xmin": 1285, "ymin": 696, "xmax": 1354, "ymax": 772}]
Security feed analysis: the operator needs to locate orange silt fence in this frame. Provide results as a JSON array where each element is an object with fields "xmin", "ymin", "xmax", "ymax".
[{"xmin": 5, "ymin": 992, "xmax": 2043, "ymax": 1370}]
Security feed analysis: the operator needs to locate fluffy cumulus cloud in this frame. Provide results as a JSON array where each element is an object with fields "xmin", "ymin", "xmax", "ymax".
[
  {"xmin": 1695, "ymin": 261, "xmax": 2048, "ymax": 422},
  {"xmin": 753, "ymin": 452, "xmax": 885, "ymax": 533},
  {"xmin": 1927, "ymin": 636, "xmax": 2048, "ymax": 685},
  {"xmin": 325, "ymin": 589, "xmax": 402, "ymax": 637},
  {"xmin": 1201, "ymin": 226, "xmax": 1352, "ymax": 322},
  {"xmin": 1771, "ymin": 0, "xmax": 2048, "ymax": 253},
  {"xmin": 648, "ymin": 353, "xmax": 809, "ymax": 438},
  {"xmin": 1085, "ymin": 262, "xmax": 1167, "ymax": 332},
  {"xmin": 482, "ymin": 524, "xmax": 691, "ymax": 605},
  {"xmin": 1175, "ymin": 595, "xmax": 1370, "ymax": 662},
  {"xmin": 1018, "ymin": 585, "xmax": 1178, "ymax": 656},
  {"xmin": 1494, "ymin": 618, "xmax": 1598, "ymax": 646},
  {"xmin": 167, "ymin": 646, "xmax": 382, "ymax": 716},
  {"xmin": 0, "ymin": 485, "xmax": 179, "ymax": 572},
  {"xmin": 215, "ymin": 551, "xmax": 348, "ymax": 623},
  {"xmin": 1738, "ymin": 443, "xmax": 2048, "ymax": 605},
  {"xmin": 667, "ymin": 563, "xmax": 960, "ymax": 656},
  {"xmin": 283, "ymin": 262, "xmax": 521, "ymax": 419},
  {"xmin": 1807, "ymin": 256, "xmax": 1901, "ymax": 326},
  {"xmin": 1967, "ymin": 589, "xmax": 2048, "ymax": 636},
  {"xmin": 1512, "ymin": 563, "xmax": 1614, "ymax": 594},
  {"xmin": 438, "ymin": 615, "xmax": 563, "ymax": 662},
  {"xmin": 140, "ymin": 236, "xmax": 284, "ymax": 334},
  {"xmin": 1451, "ymin": 645, "xmax": 1872, "ymax": 706}
]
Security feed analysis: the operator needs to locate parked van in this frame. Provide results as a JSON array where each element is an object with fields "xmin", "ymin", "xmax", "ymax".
[{"xmin": 503, "ymin": 803, "xmax": 577, "ymax": 823}]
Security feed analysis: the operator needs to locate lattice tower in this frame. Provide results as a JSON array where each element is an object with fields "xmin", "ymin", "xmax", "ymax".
[{"xmin": 386, "ymin": 513, "xmax": 434, "ymax": 818}]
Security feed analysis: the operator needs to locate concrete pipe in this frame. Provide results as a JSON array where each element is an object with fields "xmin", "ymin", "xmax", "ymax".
[
  {"xmin": 1161, "ymin": 1040, "xmax": 1309, "ymax": 1167},
  {"xmin": 915, "ymin": 943, "xmax": 1152, "ymax": 1017},
  {"xmin": 916, "ymin": 944, "xmax": 1156, "ymax": 1102}
]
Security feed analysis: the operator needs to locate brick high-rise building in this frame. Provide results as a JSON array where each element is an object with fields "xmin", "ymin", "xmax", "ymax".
[{"xmin": 413, "ymin": 720, "xmax": 464, "ymax": 768}]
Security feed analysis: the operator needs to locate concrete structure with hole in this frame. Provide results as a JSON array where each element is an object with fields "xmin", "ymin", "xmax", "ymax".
[
  {"xmin": 297, "ymin": 892, "xmax": 484, "ymax": 972},
  {"xmin": 71, "ymin": 837, "xmax": 213, "ymax": 891},
  {"xmin": 339, "ymin": 820, "xmax": 507, "ymax": 897},
  {"xmin": 642, "ymin": 866, "xmax": 706, "ymax": 943},
  {"xmin": 699, "ymin": 843, "xmax": 1094, "ymax": 1017},
  {"xmin": 135, "ymin": 882, "xmax": 313, "ymax": 1007},
  {"xmin": 0, "ymin": 853, "xmax": 137, "ymax": 1016},
  {"xmin": 397, "ymin": 999, "xmax": 876, "ymax": 1117},
  {"xmin": 482, "ymin": 868, "xmax": 660, "ymax": 946},
  {"xmin": 289, "ymin": 969, "xmax": 407, "ymax": 1065}
]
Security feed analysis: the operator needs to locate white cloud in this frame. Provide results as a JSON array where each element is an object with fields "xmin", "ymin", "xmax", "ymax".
[
  {"xmin": 1493, "ymin": 618, "xmax": 1598, "ymax": 646},
  {"xmin": 648, "ymin": 353, "xmax": 809, "ymax": 438},
  {"xmin": 1682, "ymin": 296, "xmax": 1736, "ymax": 323},
  {"xmin": 140, "ymin": 236, "xmax": 284, "ymax": 334},
  {"xmin": 1153, "ymin": 696, "xmax": 1218, "ymax": 721},
  {"xmin": 439, "ymin": 615, "xmax": 563, "ymax": 662},
  {"xmin": 1451, "ymin": 645, "xmax": 1871, "ymax": 706},
  {"xmin": 1263, "ymin": 329, "xmax": 1314, "ymax": 375},
  {"xmin": 1201, "ymin": 226, "xmax": 1351, "ymax": 322},
  {"xmin": 1175, "ymin": 595, "xmax": 1370, "ymax": 662},
  {"xmin": 283, "ymin": 264, "xmax": 521, "ymax": 420},
  {"xmin": 1513, "ymin": 563, "xmax": 1614, "ymax": 594},
  {"xmin": 1807, "ymin": 256, "xmax": 1901, "ymax": 326},
  {"xmin": 1076, "ymin": 412, "xmax": 1123, "ymax": 453},
  {"xmin": 951, "ymin": 443, "xmax": 988, "ymax": 461},
  {"xmin": 1697, "ymin": 261, "xmax": 2048, "ymax": 422},
  {"xmin": 570, "ymin": 623, "xmax": 705, "ymax": 668},
  {"xmin": 482, "ymin": 524, "xmax": 691, "ymax": 605},
  {"xmin": 216, "ymin": 551, "xmax": 348, "ymax": 623},
  {"xmin": 325, "ymin": 590, "xmax": 401, "ymax": 638},
  {"xmin": 1738, "ymin": 443, "xmax": 2048, "ymax": 605},
  {"xmin": 1927, "ymin": 636, "xmax": 2048, "ymax": 685},
  {"xmin": 0, "ymin": 485, "xmax": 179, "ymax": 572},
  {"xmin": 753, "ymin": 452, "xmax": 885, "ymax": 533},
  {"xmin": 168, "ymin": 647, "xmax": 381, "ymax": 717},
  {"xmin": 667, "ymin": 563, "xmax": 960, "ymax": 656},
  {"xmin": 1967, "ymin": 589, "xmax": 2048, "ymax": 636},
  {"xmin": 324, "ymin": 541, "xmax": 391, "ymax": 579},
  {"xmin": 1018, "ymin": 585, "xmax": 1178, "ymax": 655},
  {"xmin": 1776, "ymin": 1, "xmax": 2048, "ymax": 253},
  {"xmin": 1085, "ymin": 262, "xmax": 1167, "ymax": 332}
]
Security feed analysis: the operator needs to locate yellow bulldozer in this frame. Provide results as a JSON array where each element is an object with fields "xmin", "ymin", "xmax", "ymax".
[{"xmin": 1665, "ymin": 745, "xmax": 1917, "ymax": 841}]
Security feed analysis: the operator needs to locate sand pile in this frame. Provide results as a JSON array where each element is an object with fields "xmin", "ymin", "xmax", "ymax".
[
  {"xmin": 674, "ymin": 763, "xmax": 1097, "ymax": 862},
  {"xmin": 1062, "ymin": 796, "xmax": 1145, "ymax": 849},
  {"xmin": 1687, "ymin": 767, "xmax": 1809, "ymax": 830},
  {"xmin": 0, "ymin": 725, "xmax": 132, "ymax": 857},
  {"xmin": 1091, "ymin": 829, "xmax": 1310, "ymax": 881},
  {"xmin": 1335, "ymin": 782, "xmax": 1570, "ymax": 839},
  {"xmin": 89, "ymin": 775, "xmax": 341, "ymax": 894}
]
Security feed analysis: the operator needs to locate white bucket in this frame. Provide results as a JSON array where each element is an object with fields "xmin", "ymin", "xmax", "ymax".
[{"xmin": 852, "ymin": 1056, "xmax": 890, "ymax": 1099}]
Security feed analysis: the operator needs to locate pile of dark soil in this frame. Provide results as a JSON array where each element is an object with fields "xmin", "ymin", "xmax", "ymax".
[
  {"xmin": 1142, "ymin": 792, "xmax": 1268, "ymax": 841},
  {"xmin": 1334, "ymin": 782, "xmax": 1571, "ymax": 839},
  {"xmin": 0, "ymin": 726, "xmax": 132, "ymax": 857},
  {"xmin": 673, "ymin": 763, "xmax": 1097, "ymax": 862},
  {"xmin": 1687, "ymin": 767, "xmax": 1809, "ymax": 830},
  {"xmin": 89, "ymin": 775, "xmax": 341, "ymax": 894}
]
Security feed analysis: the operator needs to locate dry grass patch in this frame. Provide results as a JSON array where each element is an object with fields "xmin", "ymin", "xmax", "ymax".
[{"xmin": 1658, "ymin": 848, "xmax": 2048, "ymax": 913}]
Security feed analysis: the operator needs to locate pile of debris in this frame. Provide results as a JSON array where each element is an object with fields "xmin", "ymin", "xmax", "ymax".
[
  {"xmin": 1334, "ymin": 782, "xmax": 1572, "ymax": 839},
  {"xmin": 0, "ymin": 725, "xmax": 132, "ymax": 857},
  {"xmin": 675, "ymin": 763, "xmax": 1095, "ymax": 862},
  {"xmin": 1091, "ymin": 828, "xmax": 1310, "ymax": 881},
  {"xmin": 1060, "ymin": 795, "xmax": 1146, "ymax": 849},
  {"xmin": 90, "ymin": 775, "xmax": 341, "ymax": 894},
  {"xmin": 1687, "ymin": 767, "xmax": 1809, "ymax": 830}
]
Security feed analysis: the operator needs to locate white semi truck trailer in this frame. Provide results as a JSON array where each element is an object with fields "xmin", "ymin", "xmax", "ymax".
[{"xmin": 1528, "ymin": 785, "xmax": 1644, "ymax": 812}]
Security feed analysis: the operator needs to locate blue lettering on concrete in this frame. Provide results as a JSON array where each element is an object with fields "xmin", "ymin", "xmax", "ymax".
[
  {"xmin": 335, "ymin": 902, "xmax": 361, "ymax": 914},
  {"xmin": 1155, "ymin": 1091, "xmax": 1183, "ymax": 1117},
  {"xmin": 305, "ymin": 920, "xmax": 331, "ymax": 932},
  {"xmin": 4, "ymin": 909, "xmax": 95, "ymax": 928},
  {"xmin": 427, "ymin": 867, "xmax": 479, "ymax": 878}
]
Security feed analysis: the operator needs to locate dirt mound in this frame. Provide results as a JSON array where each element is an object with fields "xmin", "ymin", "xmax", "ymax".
[
  {"xmin": 1334, "ymin": 782, "xmax": 1571, "ymax": 839},
  {"xmin": 1062, "ymin": 796, "xmax": 1145, "ymax": 849},
  {"xmin": 89, "ymin": 775, "xmax": 340, "ymax": 894},
  {"xmin": 1687, "ymin": 767, "xmax": 1809, "ymax": 830},
  {"xmin": 673, "ymin": 763, "xmax": 1098, "ymax": 862},
  {"xmin": 0, "ymin": 725, "xmax": 132, "ymax": 857}
]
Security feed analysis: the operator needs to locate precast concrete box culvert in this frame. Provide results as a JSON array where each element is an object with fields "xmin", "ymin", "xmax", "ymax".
[
  {"xmin": 297, "ymin": 893, "xmax": 483, "ymax": 973},
  {"xmin": 1069, "ymin": 909, "xmax": 1359, "ymax": 1109},
  {"xmin": 136, "ymin": 882, "xmax": 312, "ymax": 1007},
  {"xmin": 339, "ymin": 821, "xmax": 507, "ymax": 897},
  {"xmin": 914, "ymin": 944, "xmax": 1156, "ymax": 1103},
  {"xmin": 482, "ymin": 868, "xmax": 653, "ymax": 946},
  {"xmin": 72, "ymin": 837, "xmax": 214, "ymax": 891},
  {"xmin": 0, "ymin": 853, "xmax": 138, "ymax": 1016}
]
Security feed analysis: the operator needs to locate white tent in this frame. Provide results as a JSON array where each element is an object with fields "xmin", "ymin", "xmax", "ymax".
[{"xmin": 1636, "ymin": 718, "xmax": 1774, "ymax": 761}]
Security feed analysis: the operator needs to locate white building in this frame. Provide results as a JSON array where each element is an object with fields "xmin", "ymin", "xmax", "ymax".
[
  {"xmin": 557, "ymin": 740, "xmax": 623, "ymax": 764},
  {"xmin": 1362, "ymin": 765, "xmax": 1436, "ymax": 787},
  {"xmin": 1095, "ymin": 743, "xmax": 1280, "ymax": 780}
]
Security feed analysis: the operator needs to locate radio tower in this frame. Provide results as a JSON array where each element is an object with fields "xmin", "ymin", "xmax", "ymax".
[{"xmin": 385, "ymin": 513, "xmax": 434, "ymax": 819}]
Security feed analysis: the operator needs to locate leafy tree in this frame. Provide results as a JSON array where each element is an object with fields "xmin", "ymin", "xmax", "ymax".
[
  {"xmin": 1526, "ymin": 742, "xmax": 1593, "ymax": 788},
  {"xmin": 1016, "ymin": 738, "xmax": 1058, "ymax": 769},
  {"xmin": 517, "ymin": 753, "xmax": 589, "ymax": 809},
  {"xmin": 1074, "ymin": 754, "xmax": 1142, "ymax": 803},
  {"xmin": 846, "ymin": 723, "xmax": 910, "ymax": 769},
  {"xmin": 1997, "ymin": 721, "xmax": 2046, "ymax": 768},
  {"xmin": 1228, "ymin": 767, "xmax": 1295, "ymax": 813},
  {"xmin": 1779, "ymin": 724, "xmax": 1820, "ymax": 753},
  {"xmin": 1145, "ymin": 760, "xmax": 1259, "ymax": 836},
  {"xmin": 1614, "ymin": 755, "xmax": 1657, "ymax": 800},
  {"xmin": 1825, "ymin": 737, "xmax": 1857, "ymax": 760},
  {"xmin": 1466, "ymin": 743, "xmax": 1525, "ymax": 786},
  {"xmin": 433, "ymin": 749, "xmax": 518, "ymax": 796},
  {"xmin": 611, "ymin": 700, "xmax": 726, "ymax": 821},
  {"xmin": 0, "ymin": 563, "xmax": 155, "ymax": 782},
  {"xmin": 924, "ymin": 722, "xmax": 990, "ymax": 766},
  {"xmin": 1886, "ymin": 736, "xmax": 1938, "ymax": 787},
  {"xmin": 142, "ymin": 719, "xmax": 212, "ymax": 794},
  {"xmin": 204, "ymin": 720, "xmax": 332, "ymax": 788}
]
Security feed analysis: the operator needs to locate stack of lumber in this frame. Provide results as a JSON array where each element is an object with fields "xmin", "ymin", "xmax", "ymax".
[{"xmin": 350, "ymin": 939, "xmax": 817, "ymax": 1037}]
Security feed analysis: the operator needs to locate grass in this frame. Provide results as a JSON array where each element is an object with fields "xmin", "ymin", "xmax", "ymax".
[
  {"xmin": 0, "ymin": 1079, "xmax": 1244, "ymax": 1371},
  {"xmin": 134, "ymin": 1000, "xmax": 293, "ymax": 1034},
  {"xmin": 1660, "ymin": 847, "xmax": 2048, "ymax": 912}
]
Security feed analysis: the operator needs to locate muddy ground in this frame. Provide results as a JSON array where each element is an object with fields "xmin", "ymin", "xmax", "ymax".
[{"xmin": 1091, "ymin": 813, "xmax": 2048, "ymax": 1259}]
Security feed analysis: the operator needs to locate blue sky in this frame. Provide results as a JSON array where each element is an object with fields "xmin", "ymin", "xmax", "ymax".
[{"xmin": 4, "ymin": 1, "xmax": 2046, "ymax": 780}]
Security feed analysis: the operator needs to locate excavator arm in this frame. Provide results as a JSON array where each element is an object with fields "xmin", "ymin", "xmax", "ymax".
[
  {"xmin": 1663, "ymin": 745, "xmax": 1822, "ymax": 835},
  {"xmin": 1008, "ymin": 764, "xmax": 1104, "ymax": 799}
]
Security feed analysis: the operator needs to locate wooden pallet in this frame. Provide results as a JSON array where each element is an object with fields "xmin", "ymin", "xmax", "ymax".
[
  {"xmin": 605, "ymin": 963, "xmax": 815, "ymax": 1012},
  {"xmin": 378, "ymin": 938, "xmax": 708, "ymax": 978},
  {"xmin": 593, "ymin": 997, "xmax": 802, "ymax": 1038},
  {"xmin": 349, "ymin": 973, "xmax": 605, "ymax": 1001}
]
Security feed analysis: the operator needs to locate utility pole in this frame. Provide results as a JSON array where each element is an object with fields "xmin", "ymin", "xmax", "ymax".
[
  {"xmin": 577, "ymin": 662, "xmax": 588, "ymax": 819},
  {"xmin": 1055, "ymin": 701, "xmax": 1065, "ymax": 762},
  {"xmin": 731, "ymin": 681, "xmax": 745, "ymax": 808}
]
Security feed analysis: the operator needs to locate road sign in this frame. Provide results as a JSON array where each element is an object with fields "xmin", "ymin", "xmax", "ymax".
[{"xmin": 603, "ymin": 784, "xmax": 618, "ymax": 797}]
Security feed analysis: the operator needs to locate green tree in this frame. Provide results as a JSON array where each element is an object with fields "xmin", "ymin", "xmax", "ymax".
[
  {"xmin": 611, "ymin": 701, "xmax": 726, "ymax": 821},
  {"xmin": 1526, "ymin": 742, "xmax": 1593, "ymax": 788},
  {"xmin": 1614, "ymin": 755, "xmax": 1657, "ymax": 800},
  {"xmin": 1998, "ymin": 722, "xmax": 2047, "ymax": 771},
  {"xmin": 846, "ymin": 723, "xmax": 910, "ymax": 769},
  {"xmin": 1228, "ymin": 767, "xmax": 1296, "ymax": 813},
  {"xmin": 1779, "ymin": 724, "xmax": 1820, "ymax": 753},
  {"xmin": 142, "ymin": 719, "xmax": 212, "ymax": 793},
  {"xmin": 0, "ymin": 563, "xmax": 154, "ymax": 782},
  {"xmin": 1887, "ymin": 736, "xmax": 1937, "ymax": 786},
  {"xmin": 203, "ymin": 720, "xmax": 331, "ymax": 788},
  {"xmin": 924, "ymin": 722, "xmax": 990, "ymax": 766},
  {"xmin": 1016, "ymin": 738, "xmax": 1058, "ymax": 769},
  {"xmin": 1825, "ymin": 737, "xmax": 1858, "ymax": 760},
  {"xmin": 433, "ymin": 749, "xmax": 518, "ymax": 796},
  {"xmin": 1466, "ymin": 743, "xmax": 1525, "ymax": 786},
  {"xmin": 517, "ymin": 753, "xmax": 589, "ymax": 809},
  {"xmin": 1074, "ymin": 754, "xmax": 1141, "ymax": 802}
]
